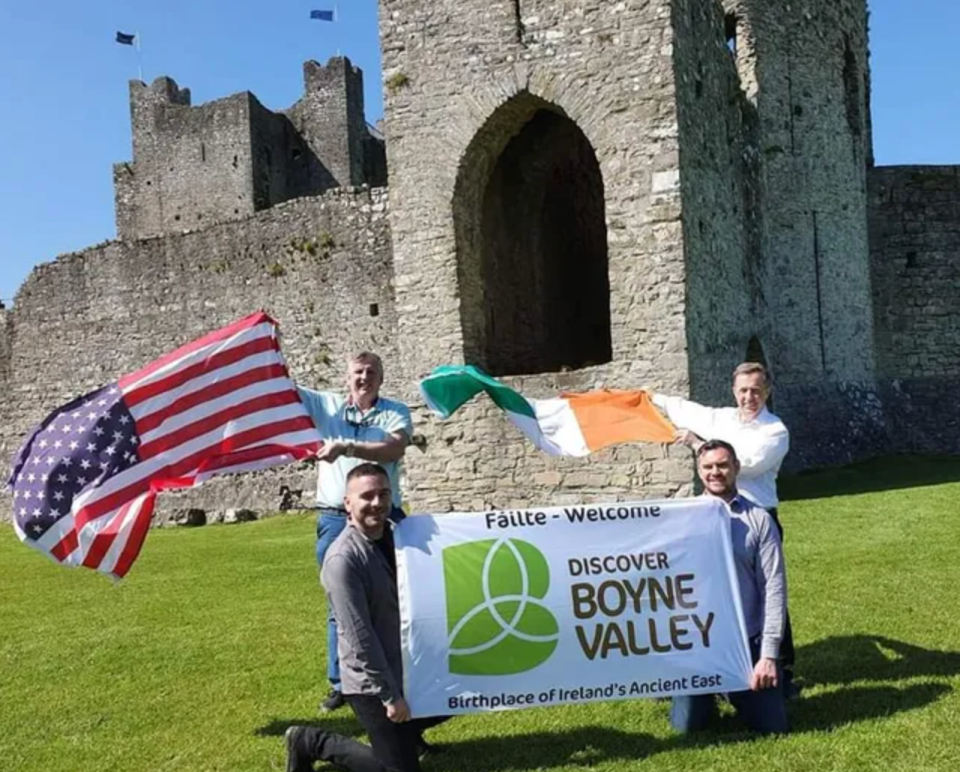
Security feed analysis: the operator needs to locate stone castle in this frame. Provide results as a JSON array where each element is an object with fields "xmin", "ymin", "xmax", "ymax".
[{"xmin": 2, "ymin": 0, "xmax": 958, "ymax": 520}]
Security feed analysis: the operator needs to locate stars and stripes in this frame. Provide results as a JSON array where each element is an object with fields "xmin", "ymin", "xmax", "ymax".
[{"xmin": 7, "ymin": 312, "xmax": 321, "ymax": 579}]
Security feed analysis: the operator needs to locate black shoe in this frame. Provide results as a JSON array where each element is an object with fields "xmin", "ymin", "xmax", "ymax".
[
  {"xmin": 285, "ymin": 726, "xmax": 313, "ymax": 772},
  {"xmin": 416, "ymin": 738, "xmax": 443, "ymax": 760},
  {"xmin": 784, "ymin": 679, "xmax": 803, "ymax": 700},
  {"xmin": 782, "ymin": 670, "xmax": 803, "ymax": 700},
  {"xmin": 320, "ymin": 689, "xmax": 345, "ymax": 712}
]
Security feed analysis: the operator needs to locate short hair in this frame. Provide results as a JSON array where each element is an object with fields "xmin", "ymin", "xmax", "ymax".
[
  {"xmin": 346, "ymin": 462, "xmax": 389, "ymax": 487},
  {"xmin": 732, "ymin": 361, "xmax": 770, "ymax": 387},
  {"xmin": 348, "ymin": 351, "xmax": 384, "ymax": 378},
  {"xmin": 696, "ymin": 439, "xmax": 739, "ymax": 464}
]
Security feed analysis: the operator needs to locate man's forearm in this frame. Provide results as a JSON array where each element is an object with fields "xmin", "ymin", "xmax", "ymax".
[{"xmin": 652, "ymin": 393, "xmax": 717, "ymax": 439}]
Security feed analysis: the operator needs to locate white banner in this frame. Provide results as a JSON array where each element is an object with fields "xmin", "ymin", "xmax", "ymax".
[{"xmin": 395, "ymin": 498, "xmax": 752, "ymax": 718}]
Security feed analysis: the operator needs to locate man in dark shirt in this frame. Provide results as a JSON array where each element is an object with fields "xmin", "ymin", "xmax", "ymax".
[{"xmin": 285, "ymin": 463, "xmax": 445, "ymax": 772}]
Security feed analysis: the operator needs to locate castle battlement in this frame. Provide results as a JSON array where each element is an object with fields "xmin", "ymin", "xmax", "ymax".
[
  {"xmin": 130, "ymin": 75, "xmax": 192, "ymax": 107},
  {"xmin": 114, "ymin": 57, "xmax": 385, "ymax": 242}
]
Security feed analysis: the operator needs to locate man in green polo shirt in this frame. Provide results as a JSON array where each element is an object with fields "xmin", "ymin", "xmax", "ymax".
[{"xmin": 298, "ymin": 351, "xmax": 413, "ymax": 711}]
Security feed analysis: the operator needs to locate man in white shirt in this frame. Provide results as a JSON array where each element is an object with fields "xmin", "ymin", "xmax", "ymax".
[
  {"xmin": 652, "ymin": 362, "xmax": 788, "ymax": 513},
  {"xmin": 652, "ymin": 362, "xmax": 798, "ymax": 695}
]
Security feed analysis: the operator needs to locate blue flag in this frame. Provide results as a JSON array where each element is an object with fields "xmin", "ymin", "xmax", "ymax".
[
  {"xmin": 310, "ymin": 10, "xmax": 335, "ymax": 22},
  {"xmin": 116, "ymin": 31, "xmax": 136, "ymax": 45}
]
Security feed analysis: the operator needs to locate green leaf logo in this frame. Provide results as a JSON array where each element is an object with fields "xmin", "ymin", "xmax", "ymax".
[{"xmin": 443, "ymin": 538, "xmax": 559, "ymax": 675}]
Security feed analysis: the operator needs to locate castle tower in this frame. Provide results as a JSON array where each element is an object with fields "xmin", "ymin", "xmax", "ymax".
[
  {"xmin": 113, "ymin": 58, "xmax": 384, "ymax": 242},
  {"xmin": 380, "ymin": 0, "xmax": 880, "ymax": 482},
  {"xmin": 379, "ymin": 0, "xmax": 705, "ymax": 507},
  {"xmin": 288, "ymin": 58, "xmax": 375, "ymax": 190},
  {"xmin": 379, "ymin": 0, "xmax": 690, "ymax": 389},
  {"xmin": 113, "ymin": 77, "xmax": 267, "ymax": 240},
  {"xmin": 710, "ymin": 0, "xmax": 880, "ymax": 464},
  {"xmin": 720, "ymin": 0, "xmax": 875, "ymax": 385}
]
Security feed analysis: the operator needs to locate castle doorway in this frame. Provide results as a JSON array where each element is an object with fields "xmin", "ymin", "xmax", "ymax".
[{"xmin": 454, "ymin": 97, "xmax": 611, "ymax": 376}]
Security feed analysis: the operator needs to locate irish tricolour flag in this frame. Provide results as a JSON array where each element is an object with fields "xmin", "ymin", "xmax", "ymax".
[{"xmin": 419, "ymin": 365, "xmax": 676, "ymax": 456}]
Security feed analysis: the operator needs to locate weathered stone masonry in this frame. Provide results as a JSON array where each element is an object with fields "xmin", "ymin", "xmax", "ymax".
[
  {"xmin": 3, "ymin": 1, "xmax": 960, "ymax": 524},
  {"xmin": 1, "ymin": 188, "xmax": 395, "ymax": 519},
  {"xmin": 870, "ymin": 166, "xmax": 960, "ymax": 455}
]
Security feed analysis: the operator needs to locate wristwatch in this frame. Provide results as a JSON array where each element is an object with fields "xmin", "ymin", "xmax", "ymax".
[{"xmin": 344, "ymin": 440, "xmax": 356, "ymax": 457}]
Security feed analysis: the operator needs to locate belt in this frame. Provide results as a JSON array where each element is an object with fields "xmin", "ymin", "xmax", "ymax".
[{"xmin": 317, "ymin": 506, "xmax": 348, "ymax": 515}]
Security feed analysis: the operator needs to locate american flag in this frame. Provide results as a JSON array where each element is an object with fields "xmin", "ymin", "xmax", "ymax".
[{"xmin": 7, "ymin": 312, "xmax": 321, "ymax": 579}]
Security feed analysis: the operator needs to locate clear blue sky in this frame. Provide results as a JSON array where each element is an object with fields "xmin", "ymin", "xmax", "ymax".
[{"xmin": 0, "ymin": 0, "xmax": 956, "ymax": 304}]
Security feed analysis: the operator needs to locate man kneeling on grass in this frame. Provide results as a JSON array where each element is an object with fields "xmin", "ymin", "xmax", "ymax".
[
  {"xmin": 286, "ymin": 463, "xmax": 447, "ymax": 772},
  {"xmin": 669, "ymin": 439, "xmax": 789, "ymax": 735}
]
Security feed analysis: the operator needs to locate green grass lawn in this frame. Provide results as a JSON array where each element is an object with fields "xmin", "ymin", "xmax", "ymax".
[{"xmin": 2, "ymin": 455, "xmax": 960, "ymax": 772}]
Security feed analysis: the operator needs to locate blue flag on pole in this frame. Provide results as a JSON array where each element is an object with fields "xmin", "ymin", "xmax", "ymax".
[
  {"xmin": 116, "ymin": 31, "xmax": 136, "ymax": 45},
  {"xmin": 310, "ymin": 10, "xmax": 335, "ymax": 22}
]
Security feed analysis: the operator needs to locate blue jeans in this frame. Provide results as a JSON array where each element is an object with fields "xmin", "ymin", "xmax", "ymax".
[
  {"xmin": 670, "ymin": 638, "xmax": 789, "ymax": 735},
  {"xmin": 316, "ymin": 506, "xmax": 407, "ymax": 692},
  {"xmin": 316, "ymin": 511, "xmax": 349, "ymax": 690}
]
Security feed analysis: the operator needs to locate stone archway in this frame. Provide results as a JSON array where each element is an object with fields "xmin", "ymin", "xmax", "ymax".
[{"xmin": 454, "ymin": 94, "xmax": 611, "ymax": 376}]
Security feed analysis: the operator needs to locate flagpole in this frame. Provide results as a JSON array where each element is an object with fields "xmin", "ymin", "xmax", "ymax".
[
  {"xmin": 136, "ymin": 30, "xmax": 143, "ymax": 82},
  {"xmin": 335, "ymin": 4, "xmax": 340, "ymax": 57}
]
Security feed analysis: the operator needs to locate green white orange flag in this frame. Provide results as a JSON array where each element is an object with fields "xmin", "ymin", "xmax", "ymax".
[{"xmin": 419, "ymin": 365, "xmax": 676, "ymax": 456}]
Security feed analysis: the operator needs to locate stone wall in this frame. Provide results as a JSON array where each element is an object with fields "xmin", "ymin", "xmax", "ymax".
[
  {"xmin": 869, "ymin": 166, "xmax": 960, "ymax": 380},
  {"xmin": 1, "ymin": 188, "xmax": 393, "ymax": 520},
  {"xmin": 0, "ymin": 310, "xmax": 11, "ymax": 469},
  {"xmin": 379, "ymin": 0, "xmax": 699, "ymax": 503},
  {"xmin": 867, "ymin": 165, "xmax": 960, "ymax": 459},
  {"xmin": 250, "ymin": 98, "xmax": 325, "ymax": 209}
]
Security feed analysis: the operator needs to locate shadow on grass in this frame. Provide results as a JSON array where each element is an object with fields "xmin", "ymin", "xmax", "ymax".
[
  {"xmin": 256, "ymin": 716, "xmax": 364, "ymax": 739},
  {"xmin": 257, "ymin": 636, "xmax": 958, "ymax": 768},
  {"xmin": 419, "ymin": 680, "xmax": 952, "ymax": 771},
  {"xmin": 780, "ymin": 454, "xmax": 960, "ymax": 501},
  {"xmin": 798, "ymin": 634, "xmax": 960, "ymax": 686},
  {"xmin": 791, "ymin": 683, "xmax": 951, "ymax": 732}
]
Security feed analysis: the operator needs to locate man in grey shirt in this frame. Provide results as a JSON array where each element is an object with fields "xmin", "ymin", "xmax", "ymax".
[
  {"xmin": 670, "ymin": 439, "xmax": 789, "ymax": 735},
  {"xmin": 285, "ymin": 463, "xmax": 446, "ymax": 772}
]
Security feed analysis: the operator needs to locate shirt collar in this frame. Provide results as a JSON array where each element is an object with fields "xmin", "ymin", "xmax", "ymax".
[
  {"xmin": 344, "ymin": 396, "xmax": 381, "ymax": 425},
  {"xmin": 737, "ymin": 406, "xmax": 769, "ymax": 426},
  {"xmin": 703, "ymin": 490, "xmax": 748, "ymax": 513}
]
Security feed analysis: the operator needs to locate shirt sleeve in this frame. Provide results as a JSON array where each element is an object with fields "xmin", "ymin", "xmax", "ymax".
[
  {"xmin": 322, "ymin": 554, "xmax": 401, "ymax": 702},
  {"xmin": 753, "ymin": 510, "xmax": 787, "ymax": 660},
  {"xmin": 651, "ymin": 393, "xmax": 721, "ymax": 440},
  {"xmin": 737, "ymin": 424, "xmax": 790, "ymax": 479},
  {"xmin": 297, "ymin": 387, "xmax": 337, "ymax": 434},
  {"xmin": 383, "ymin": 401, "xmax": 413, "ymax": 439}
]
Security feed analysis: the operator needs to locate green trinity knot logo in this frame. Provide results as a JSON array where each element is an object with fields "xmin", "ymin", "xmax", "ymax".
[{"xmin": 444, "ymin": 538, "xmax": 560, "ymax": 675}]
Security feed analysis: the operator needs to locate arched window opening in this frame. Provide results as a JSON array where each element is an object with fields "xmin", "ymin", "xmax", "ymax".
[
  {"xmin": 842, "ymin": 34, "xmax": 863, "ymax": 139},
  {"xmin": 454, "ymin": 97, "xmax": 611, "ymax": 376}
]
